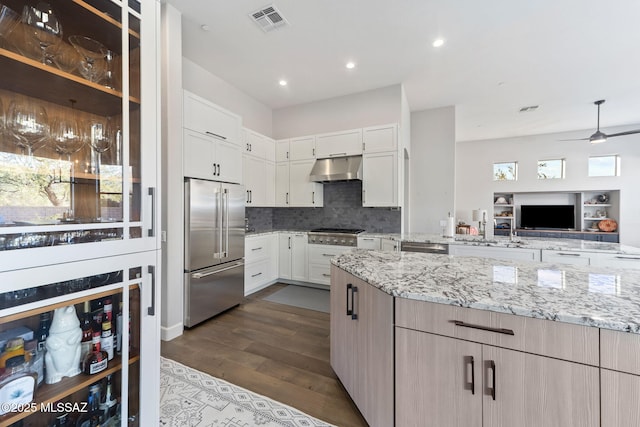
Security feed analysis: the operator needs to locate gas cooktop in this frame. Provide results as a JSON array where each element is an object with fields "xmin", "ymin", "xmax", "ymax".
[{"xmin": 308, "ymin": 228, "xmax": 365, "ymax": 246}]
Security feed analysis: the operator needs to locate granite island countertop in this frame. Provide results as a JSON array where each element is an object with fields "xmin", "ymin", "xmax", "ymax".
[{"xmin": 332, "ymin": 249, "xmax": 640, "ymax": 333}]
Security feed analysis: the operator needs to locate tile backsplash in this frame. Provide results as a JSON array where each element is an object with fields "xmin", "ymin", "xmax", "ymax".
[{"xmin": 246, "ymin": 181, "xmax": 401, "ymax": 233}]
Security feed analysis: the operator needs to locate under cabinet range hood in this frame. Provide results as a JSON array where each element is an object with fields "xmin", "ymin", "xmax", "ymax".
[{"xmin": 309, "ymin": 155, "xmax": 363, "ymax": 182}]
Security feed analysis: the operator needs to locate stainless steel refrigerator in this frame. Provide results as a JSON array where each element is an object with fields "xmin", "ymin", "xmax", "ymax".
[{"xmin": 184, "ymin": 178, "xmax": 245, "ymax": 327}]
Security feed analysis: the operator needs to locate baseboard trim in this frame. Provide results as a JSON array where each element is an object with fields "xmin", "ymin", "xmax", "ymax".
[
  {"xmin": 161, "ymin": 322, "xmax": 183, "ymax": 341},
  {"xmin": 245, "ymin": 279, "xmax": 278, "ymax": 296}
]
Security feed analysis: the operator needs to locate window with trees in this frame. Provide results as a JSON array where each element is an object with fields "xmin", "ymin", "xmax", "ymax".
[
  {"xmin": 537, "ymin": 159, "xmax": 565, "ymax": 179},
  {"xmin": 493, "ymin": 162, "xmax": 517, "ymax": 181}
]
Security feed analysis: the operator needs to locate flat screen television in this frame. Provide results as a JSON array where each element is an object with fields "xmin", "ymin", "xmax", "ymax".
[{"xmin": 520, "ymin": 205, "xmax": 575, "ymax": 230}]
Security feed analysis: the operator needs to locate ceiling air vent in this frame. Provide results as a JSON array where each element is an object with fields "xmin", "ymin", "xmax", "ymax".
[{"xmin": 250, "ymin": 5, "xmax": 288, "ymax": 33}]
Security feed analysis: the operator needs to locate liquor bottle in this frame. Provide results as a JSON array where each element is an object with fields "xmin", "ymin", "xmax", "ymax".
[
  {"xmin": 82, "ymin": 331, "xmax": 108, "ymax": 375},
  {"xmin": 99, "ymin": 374, "xmax": 117, "ymax": 421},
  {"xmin": 101, "ymin": 298, "xmax": 114, "ymax": 360},
  {"xmin": 80, "ymin": 302, "xmax": 94, "ymax": 364},
  {"xmin": 36, "ymin": 311, "xmax": 52, "ymax": 352},
  {"xmin": 76, "ymin": 383, "xmax": 101, "ymax": 427}
]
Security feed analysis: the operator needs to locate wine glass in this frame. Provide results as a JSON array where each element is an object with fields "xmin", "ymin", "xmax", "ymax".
[
  {"xmin": 21, "ymin": 2, "xmax": 63, "ymax": 65},
  {"xmin": 0, "ymin": 4, "xmax": 20, "ymax": 41},
  {"xmin": 51, "ymin": 112, "xmax": 84, "ymax": 219},
  {"xmin": 69, "ymin": 35, "xmax": 107, "ymax": 82},
  {"xmin": 7, "ymin": 99, "xmax": 49, "ymax": 156},
  {"xmin": 86, "ymin": 118, "xmax": 115, "ymax": 219}
]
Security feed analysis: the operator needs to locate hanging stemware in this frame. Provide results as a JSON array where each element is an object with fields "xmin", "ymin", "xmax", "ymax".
[
  {"xmin": 69, "ymin": 35, "xmax": 107, "ymax": 83},
  {"xmin": 87, "ymin": 117, "xmax": 115, "ymax": 219},
  {"xmin": 7, "ymin": 98, "xmax": 49, "ymax": 156},
  {"xmin": 21, "ymin": 2, "xmax": 63, "ymax": 65}
]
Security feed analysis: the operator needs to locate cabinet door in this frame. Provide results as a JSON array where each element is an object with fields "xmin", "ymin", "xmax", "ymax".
[
  {"xmin": 275, "ymin": 163, "xmax": 290, "ymax": 206},
  {"xmin": 278, "ymin": 233, "xmax": 292, "ymax": 279},
  {"xmin": 183, "ymin": 130, "xmax": 214, "ymax": 179},
  {"xmin": 215, "ymin": 140, "xmax": 243, "ymax": 184},
  {"xmin": 275, "ymin": 139, "xmax": 290, "ymax": 162},
  {"xmin": 363, "ymin": 151, "xmax": 397, "ymax": 207},
  {"xmin": 264, "ymin": 161, "xmax": 276, "ymax": 207},
  {"xmin": 183, "ymin": 90, "xmax": 241, "ymax": 143},
  {"xmin": 315, "ymin": 129, "xmax": 363, "ymax": 158},
  {"xmin": 289, "ymin": 136, "xmax": 316, "ymax": 160},
  {"xmin": 590, "ymin": 253, "xmax": 640, "ymax": 269},
  {"xmin": 289, "ymin": 160, "xmax": 322, "ymax": 207},
  {"xmin": 381, "ymin": 238, "xmax": 398, "ymax": 251},
  {"xmin": 330, "ymin": 266, "xmax": 358, "ymax": 397},
  {"xmin": 243, "ymin": 156, "xmax": 266, "ymax": 206},
  {"xmin": 396, "ymin": 328, "xmax": 482, "ymax": 427},
  {"xmin": 449, "ymin": 245, "xmax": 541, "ymax": 262},
  {"xmin": 482, "ymin": 346, "xmax": 599, "ymax": 427},
  {"xmin": 363, "ymin": 124, "xmax": 397, "ymax": 153},
  {"xmin": 353, "ymin": 276, "xmax": 394, "ymax": 427},
  {"xmin": 601, "ymin": 369, "xmax": 640, "ymax": 427},
  {"xmin": 290, "ymin": 233, "xmax": 308, "ymax": 281}
]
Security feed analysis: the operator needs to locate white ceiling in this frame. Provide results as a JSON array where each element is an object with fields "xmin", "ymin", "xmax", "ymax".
[{"xmin": 166, "ymin": 0, "xmax": 640, "ymax": 141}]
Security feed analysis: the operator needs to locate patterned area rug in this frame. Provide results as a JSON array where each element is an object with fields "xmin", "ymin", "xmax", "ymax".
[{"xmin": 160, "ymin": 357, "xmax": 335, "ymax": 427}]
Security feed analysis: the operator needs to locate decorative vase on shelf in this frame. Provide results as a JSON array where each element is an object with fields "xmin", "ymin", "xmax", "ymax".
[{"xmin": 44, "ymin": 305, "xmax": 82, "ymax": 384}]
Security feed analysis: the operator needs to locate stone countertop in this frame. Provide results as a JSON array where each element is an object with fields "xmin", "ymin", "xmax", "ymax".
[
  {"xmin": 359, "ymin": 232, "xmax": 640, "ymax": 255},
  {"xmin": 332, "ymin": 249, "xmax": 640, "ymax": 333}
]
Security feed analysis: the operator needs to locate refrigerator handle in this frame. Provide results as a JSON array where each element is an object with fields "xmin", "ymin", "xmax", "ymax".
[{"xmin": 224, "ymin": 188, "xmax": 229, "ymax": 257}]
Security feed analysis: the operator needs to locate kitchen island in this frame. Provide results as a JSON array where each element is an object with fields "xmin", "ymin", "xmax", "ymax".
[{"xmin": 330, "ymin": 249, "xmax": 640, "ymax": 427}]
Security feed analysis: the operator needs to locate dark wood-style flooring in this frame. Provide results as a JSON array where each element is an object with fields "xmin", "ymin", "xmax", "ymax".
[{"xmin": 161, "ymin": 284, "xmax": 368, "ymax": 427}]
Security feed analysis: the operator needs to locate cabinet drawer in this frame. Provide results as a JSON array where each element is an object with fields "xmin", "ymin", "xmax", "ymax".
[
  {"xmin": 308, "ymin": 245, "xmax": 351, "ymax": 264},
  {"xmin": 245, "ymin": 235, "xmax": 271, "ymax": 263},
  {"xmin": 541, "ymin": 250, "xmax": 591, "ymax": 265},
  {"xmin": 395, "ymin": 299, "xmax": 598, "ymax": 365},
  {"xmin": 309, "ymin": 264, "xmax": 332, "ymax": 285},
  {"xmin": 245, "ymin": 259, "xmax": 271, "ymax": 293},
  {"xmin": 601, "ymin": 329, "xmax": 640, "ymax": 375},
  {"xmin": 357, "ymin": 236, "xmax": 381, "ymax": 250},
  {"xmin": 590, "ymin": 253, "xmax": 640, "ymax": 270}
]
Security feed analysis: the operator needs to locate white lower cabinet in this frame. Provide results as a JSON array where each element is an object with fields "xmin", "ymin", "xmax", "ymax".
[
  {"xmin": 381, "ymin": 238, "xmax": 399, "ymax": 252},
  {"xmin": 357, "ymin": 236, "xmax": 381, "ymax": 250},
  {"xmin": 308, "ymin": 245, "xmax": 352, "ymax": 285},
  {"xmin": 245, "ymin": 234, "xmax": 278, "ymax": 295},
  {"xmin": 278, "ymin": 233, "xmax": 308, "ymax": 281},
  {"xmin": 589, "ymin": 252, "xmax": 640, "ymax": 269},
  {"xmin": 449, "ymin": 245, "xmax": 541, "ymax": 262}
]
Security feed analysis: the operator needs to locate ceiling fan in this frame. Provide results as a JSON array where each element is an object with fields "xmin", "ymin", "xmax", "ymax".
[{"xmin": 561, "ymin": 100, "xmax": 640, "ymax": 144}]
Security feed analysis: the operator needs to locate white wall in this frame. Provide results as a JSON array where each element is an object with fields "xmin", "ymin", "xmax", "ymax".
[
  {"xmin": 409, "ymin": 106, "xmax": 456, "ymax": 234},
  {"xmin": 160, "ymin": 3, "xmax": 183, "ymax": 341},
  {"xmin": 183, "ymin": 58, "xmax": 273, "ymax": 136},
  {"xmin": 456, "ymin": 127, "xmax": 640, "ymax": 246},
  {"xmin": 272, "ymin": 85, "xmax": 402, "ymax": 139}
]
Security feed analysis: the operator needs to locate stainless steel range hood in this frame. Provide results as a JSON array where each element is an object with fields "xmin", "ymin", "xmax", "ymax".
[{"xmin": 309, "ymin": 155, "xmax": 363, "ymax": 182}]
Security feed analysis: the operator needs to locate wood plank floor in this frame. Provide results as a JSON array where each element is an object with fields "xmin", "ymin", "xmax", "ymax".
[{"xmin": 161, "ymin": 284, "xmax": 368, "ymax": 427}]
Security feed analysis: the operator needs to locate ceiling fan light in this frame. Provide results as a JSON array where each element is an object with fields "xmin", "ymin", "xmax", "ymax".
[{"xmin": 590, "ymin": 131, "xmax": 607, "ymax": 144}]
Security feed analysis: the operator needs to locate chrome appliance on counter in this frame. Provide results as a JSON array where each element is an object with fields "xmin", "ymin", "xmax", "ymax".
[
  {"xmin": 184, "ymin": 178, "xmax": 245, "ymax": 327},
  {"xmin": 308, "ymin": 228, "xmax": 365, "ymax": 246}
]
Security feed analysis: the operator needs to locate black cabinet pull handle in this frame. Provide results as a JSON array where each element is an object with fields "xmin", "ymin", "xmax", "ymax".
[
  {"xmin": 490, "ymin": 360, "xmax": 496, "ymax": 400},
  {"xmin": 206, "ymin": 131, "xmax": 226, "ymax": 140},
  {"xmin": 558, "ymin": 252, "xmax": 580, "ymax": 256},
  {"xmin": 147, "ymin": 187, "xmax": 156, "ymax": 237},
  {"xmin": 351, "ymin": 286, "xmax": 358, "ymax": 320},
  {"xmin": 288, "ymin": 236, "xmax": 291, "ymax": 249},
  {"xmin": 468, "ymin": 356, "xmax": 475, "ymax": 395},
  {"xmin": 346, "ymin": 283, "xmax": 353, "ymax": 316},
  {"xmin": 452, "ymin": 320, "xmax": 515, "ymax": 336},
  {"xmin": 147, "ymin": 265, "xmax": 156, "ymax": 316},
  {"xmin": 246, "ymin": 190, "xmax": 250, "ymax": 203}
]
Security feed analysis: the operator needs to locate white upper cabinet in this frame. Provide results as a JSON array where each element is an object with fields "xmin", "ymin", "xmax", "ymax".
[
  {"xmin": 244, "ymin": 128, "xmax": 275, "ymax": 162},
  {"xmin": 275, "ymin": 162, "xmax": 291, "ymax": 206},
  {"xmin": 289, "ymin": 160, "xmax": 324, "ymax": 207},
  {"xmin": 244, "ymin": 156, "xmax": 275, "ymax": 206},
  {"xmin": 290, "ymin": 136, "xmax": 316, "ymax": 160},
  {"xmin": 184, "ymin": 129, "xmax": 242, "ymax": 184},
  {"xmin": 276, "ymin": 139, "xmax": 290, "ymax": 162},
  {"xmin": 183, "ymin": 90, "xmax": 241, "ymax": 145},
  {"xmin": 315, "ymin": 129, "xmax": 363, "ymax": 158},
  {"xmin": 363, "ymin": 124, "xmax": 397, "ymax": 153},
  {"xmin": 363, "ymin": 151, "xmax": 398, "ymax": 207}
]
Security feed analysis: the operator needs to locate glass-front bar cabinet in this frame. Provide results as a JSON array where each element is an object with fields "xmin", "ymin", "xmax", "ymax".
[{"xmin": 0, "ymin": 0, "xmax": 160, "ymax": 425}]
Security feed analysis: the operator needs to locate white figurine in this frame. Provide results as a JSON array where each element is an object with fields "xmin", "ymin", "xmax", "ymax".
[{"xmin": 45, "ymin": 305, "xmax": 82, "ymax": 384}]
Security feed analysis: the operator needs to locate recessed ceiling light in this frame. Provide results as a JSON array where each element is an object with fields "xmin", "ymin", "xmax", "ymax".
[
  {"xmin": 279, "ymin": 79, "xmax": 288, "ymax": 86},
  {"xmin": 432, "ymin": 38, "xmax": 445, "ymax": 48},
  {"xmin": 346, "ymin": 61, "xmax": 356, "ymax": 69},
  {"xmin": 200, "ymin": 24, "xmax": 210, "ymax": 31}
]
